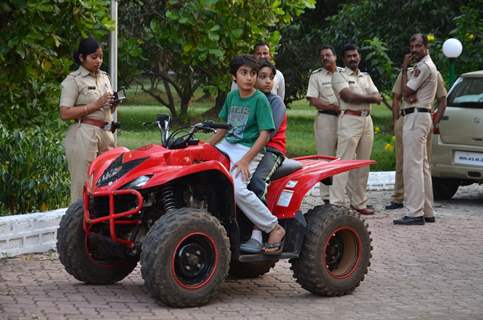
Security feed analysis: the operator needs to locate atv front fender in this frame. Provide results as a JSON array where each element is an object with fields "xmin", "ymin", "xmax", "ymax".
[
  {"xmin": 88, "ymin": 147, "xmax": 129, "ymax": 177},
  {"xmin": 142, "ymin": 160, "xmax": 233, "ymax": 189}
]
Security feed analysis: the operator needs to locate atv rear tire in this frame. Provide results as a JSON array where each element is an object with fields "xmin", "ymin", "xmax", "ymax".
[
  {"xmin": 141, "ymin": 207, "xmax": 230, "ymax": 308},
  {"xmin": 228, "ymin": 260, "xmax": 277, "ymax": 279},
  {"xmin": 290, "ymin": 205, "xmax": 372, "ymax": 296},
  {"xmin": 56, "ymin": 200, "xmax": 138, "ymax": 284}
]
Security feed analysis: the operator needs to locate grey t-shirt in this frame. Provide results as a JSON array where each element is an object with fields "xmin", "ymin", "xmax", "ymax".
[{"xmin": 265, "ymin": 92, "xmax": 286, "ymax": 135}]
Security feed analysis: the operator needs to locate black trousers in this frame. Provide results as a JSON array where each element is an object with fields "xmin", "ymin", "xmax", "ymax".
[{"xmin": 247, "ymin": 148, "xmax": 284, "ymax": 201}]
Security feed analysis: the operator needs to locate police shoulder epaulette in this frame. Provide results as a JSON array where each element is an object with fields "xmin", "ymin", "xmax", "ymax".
[
  {"xmin": 336, "ymin": 66, "xmax": 344, "ymax": 73},
  {"xmin": 311, "ymin": 67, "xmax": 322, "ymax": 74},
  {"xmin": 69, "ymin": 69, "xmax": 81, "ymax": 77}
]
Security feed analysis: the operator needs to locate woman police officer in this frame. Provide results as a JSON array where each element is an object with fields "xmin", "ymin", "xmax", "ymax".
[{"xmin": 59, "ymin": 36, "xmax": 117, "ymax": 203}]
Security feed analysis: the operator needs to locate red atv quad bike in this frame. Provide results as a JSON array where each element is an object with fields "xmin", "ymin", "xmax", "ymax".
[{"xmin": 57, "ymin": 114, "xmax": 374, "ymax": 308}]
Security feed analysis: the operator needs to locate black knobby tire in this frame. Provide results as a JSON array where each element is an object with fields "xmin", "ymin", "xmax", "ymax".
[
  {"xmin": 141, "ymin": 207, "xmax": 230, "ymax": 308},
  {"xmin": 228, "ymin": 260, "xmax": 277, "ymax": 279},
  {"xmin": 290, "ymin": 205, "xmax": 372, "ymax": 296},
  {"xmin": 56, "ymin": 200, "xmax": 138, "ymax": 284},
  {"xmin": 432, "ymin": 177, "xmax": 459, "ymax": 200}
]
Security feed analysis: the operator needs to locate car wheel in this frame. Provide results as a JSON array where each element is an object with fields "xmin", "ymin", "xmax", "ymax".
[{"xmin": 432, "ymin": 177, "xmax": 459, "ymax": 200}]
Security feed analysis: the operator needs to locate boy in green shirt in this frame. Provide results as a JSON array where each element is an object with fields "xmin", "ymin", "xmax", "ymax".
[{"xmin": 208, "ymin": 54, "xmax": 285, "ymax": 254}]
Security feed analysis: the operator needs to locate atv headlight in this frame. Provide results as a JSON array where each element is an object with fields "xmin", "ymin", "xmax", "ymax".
[
  {"xmin": 123, "ymin": 175, "xmax": 151, "ymax": 189},
  {"xmin": 88, "ymin": 174, "xmax": 94, "ymax": 189}
]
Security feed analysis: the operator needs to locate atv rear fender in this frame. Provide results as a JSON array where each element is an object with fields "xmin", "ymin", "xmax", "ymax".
[{"xmin": 266, "ymin": 156, "xmax": 375, "ymax": 219}]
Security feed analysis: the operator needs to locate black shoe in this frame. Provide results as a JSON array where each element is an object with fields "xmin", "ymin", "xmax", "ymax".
[
  {"xmin": 323, "ymin": 199, "xmax": 330, "ymax": 205},
  {"xmin": 385, "ymin": 202, "xmax": 403, "ymax": 210},
  {"xmin": 393, "ymin": 216, "xmax": 425, "ymax": 225},
  {"xmin": 424, "ymin": 216, "xmax": 436, "ymax": 223}
]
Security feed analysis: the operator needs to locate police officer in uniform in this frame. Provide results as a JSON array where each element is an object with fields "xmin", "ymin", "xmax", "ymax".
[
  {"xmin": 330, "ymin": 44, "xmax": 382, "ymax": 215},
  {"xmin": 386, "ymin": 70, "xmax": 447, "ymax": 210},
  {"xmin": 306, "ymin": 45, "xmax": 343, "ymax": 204},
  {"xmin": 394, "ymin": 34, "xmax": 438, "ymax": 225},
  {"xmin": 59, "ymin": 36, "xmax": 117, "ymax": 203}
]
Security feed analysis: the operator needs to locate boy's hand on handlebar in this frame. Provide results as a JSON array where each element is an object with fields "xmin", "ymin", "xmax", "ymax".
[{"xmin": 233, "ymin": 159, "xmax": 250, "ymax": 182}]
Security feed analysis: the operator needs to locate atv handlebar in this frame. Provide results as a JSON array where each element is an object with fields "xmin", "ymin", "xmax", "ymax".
[
  {"xmin": 145, "ymin": 114, "xmax": 231, "ymax": 149},
  {"xmin": 201, "ymin": 121, "xmax": 231, "ymax": 130}
]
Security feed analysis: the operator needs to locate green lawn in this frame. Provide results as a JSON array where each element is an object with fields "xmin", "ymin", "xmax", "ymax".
[{"xmin": 117, "ymin": 94, "xmax": 395, "ymax": 171}]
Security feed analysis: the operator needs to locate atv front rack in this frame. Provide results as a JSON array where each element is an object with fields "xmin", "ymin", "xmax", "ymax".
[{"xmin": 83, "ymin": 188, "xmax": 144, "ymax": 247}]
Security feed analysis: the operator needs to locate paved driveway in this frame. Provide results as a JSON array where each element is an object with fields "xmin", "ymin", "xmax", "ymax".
[{"xmin": 1, "ymin": 186, "xmax": 483, "ymax": 320}]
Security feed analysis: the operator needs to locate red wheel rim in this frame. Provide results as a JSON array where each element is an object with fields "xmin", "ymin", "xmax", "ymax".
[
  {"xmin": 322, "ymin": 226, "xmax": 362, "ymax": 279},
  {"xmin": 171, "ymin": 232, "xmax": 219, "ymax": 290}
]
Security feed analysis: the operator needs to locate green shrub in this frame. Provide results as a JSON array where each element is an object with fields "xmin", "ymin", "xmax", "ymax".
[{"xmin": 0, "ymin": 122, "xmax": 69, "ymax": 215}]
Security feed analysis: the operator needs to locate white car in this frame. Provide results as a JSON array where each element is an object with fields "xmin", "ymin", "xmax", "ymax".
[{"xmin": 432, "ymin": 70, "xmax": 483, "ymax": 200}]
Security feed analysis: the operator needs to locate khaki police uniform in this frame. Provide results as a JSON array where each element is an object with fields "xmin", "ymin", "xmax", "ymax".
[
  {"xmin": 306, "ymin": 66, "xmax": 343, "ymax": 202},
  {"xmin": 330, "ymin": 67, "xmax": 379, "ymax": 209},
  {"xmin": 60, "ymin": 65, "xmax": 115, "ymax": 203},
  {"xmin": 391, "ymin": 70, "xmax": 447, "ymax": 204},
  {"xmin": 402, "ymin": 55, "xmax": 438, "ymax": 218}
]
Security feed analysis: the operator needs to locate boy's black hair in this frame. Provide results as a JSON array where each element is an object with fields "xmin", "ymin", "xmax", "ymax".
[
  {"xmin": 253, "ymin": 41, "xmax": 269, "ymax": 52},
  {"xmin": 257, "ymin": 58, "xmax": 276, "ymax": 76},
  {"xmin": 319, "ymin": 45, "xmax": 336, "ymax": 56},
  {"xmin": 410, "ymin": 33, "xmax": 428, "ymax": 47},
  {"xmin": 229, "ymin": 54, "xmax": 259, "ymax": 76},
  {"xmin": 342, "ymin": 43, "xmax": 359, "ymax": 56}
]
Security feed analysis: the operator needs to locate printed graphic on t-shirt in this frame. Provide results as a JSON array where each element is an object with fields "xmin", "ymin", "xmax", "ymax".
[{"xmin": 227, "ymin": 105, "xmax": 250, "ymax": 140}]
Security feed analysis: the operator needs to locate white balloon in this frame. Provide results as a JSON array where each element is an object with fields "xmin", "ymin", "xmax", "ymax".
[{"xmin": 442, "ymin": 38, "xmax": 463, "ymax": 58}]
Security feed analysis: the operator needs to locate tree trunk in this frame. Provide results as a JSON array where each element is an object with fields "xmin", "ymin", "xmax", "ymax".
[
  {"xmin": 204, "ymin": 90, "xmax": 227, "ymax": 117},
  {"xmin": 180, "ymin": 94, "xmax": 191, "ymax": 119},
  {"xmin": 163, "ymin": 79, "xmax": 175, "ymax": 111},
  {"xmin": 381, "ymin": 95, "xmax": 392, "ymax": 111}
]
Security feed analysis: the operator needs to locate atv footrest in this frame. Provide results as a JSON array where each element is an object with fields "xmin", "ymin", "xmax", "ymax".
[{"xmin": 238, "ymin": 252, "xmax": 298, "ymax": 262}]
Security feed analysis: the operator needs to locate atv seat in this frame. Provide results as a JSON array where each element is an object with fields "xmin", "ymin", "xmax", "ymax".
[{"xmin": 271, "ymin": 158, "xmax": 303, "ymax": 180}]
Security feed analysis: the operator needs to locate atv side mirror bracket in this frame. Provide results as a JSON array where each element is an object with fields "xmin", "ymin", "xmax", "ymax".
[{"xmin": 155, "ymin": 114, "xmax": 171, "ymax": 146}]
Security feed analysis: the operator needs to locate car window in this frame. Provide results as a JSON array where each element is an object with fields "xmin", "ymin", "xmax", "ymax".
[{"xmin": 448, "ymin": 77, "xmax": 483, "ymax": 108}]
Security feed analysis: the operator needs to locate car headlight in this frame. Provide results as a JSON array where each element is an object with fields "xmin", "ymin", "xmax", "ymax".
[{"xmin": 122, "ymin": 175, "xmax": 151, "ymax": 189}]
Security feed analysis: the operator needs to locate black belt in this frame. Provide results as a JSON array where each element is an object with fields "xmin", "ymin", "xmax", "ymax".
[
  {"xmin": 318, "ymin": 110, "xmax": 339, "ymax": 116},
  {"xmin": 401, "ymin": 107, "xmax": 431, "ymax": 116}
]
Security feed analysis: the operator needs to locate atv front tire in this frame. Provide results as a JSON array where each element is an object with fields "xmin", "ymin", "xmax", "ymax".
[
  {"xmin": 141, "ymin": 207, "xmax": 230, "ymax": 308},
  {"xmin": 290, "ymin": 205, "xmax": 372, "ymax": 296},
  {"xmin": 56, "ymin": 200, "xmax": 138, "ymax": 284}
]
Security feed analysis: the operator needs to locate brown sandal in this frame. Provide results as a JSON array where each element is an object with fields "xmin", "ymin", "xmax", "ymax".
[
  {"xmin": 262, "ymin": 224, "xmax": 285, "ymax": 255},
  {"xmin": 262, "ymin": 241, "xmax": 284, "ymax": 255}
]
